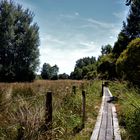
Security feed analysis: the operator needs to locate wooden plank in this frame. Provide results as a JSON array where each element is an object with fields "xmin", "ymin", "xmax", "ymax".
[
  {"xmin": 90, "ymin": 87, "xmax": 121, "ymax": 140},
  {"xmin": 98, "ymin": 103, "xmax": 107, "ymax": 140},
  {"xmin": 90, "ymin": 87, "xmax": 106, "ymax": 140},
  {"xmin": 98, "ymin": 95, "xmax": 107, "ymax": 140},
  {"xmin": 112, "ymin": 105, "xmax": 121, "ymax": 140},
  {"xmin": 106, "ymin": 103, "xmax": 113, "ymax": 140},
  {"xmin": 107, "ymin": 88, "xmax": 121, "ymax": 140}
]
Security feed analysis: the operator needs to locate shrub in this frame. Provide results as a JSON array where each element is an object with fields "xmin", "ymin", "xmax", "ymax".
[{"xmin": 116, "ymin": 38, "xmax": 140, "ymax": 87}]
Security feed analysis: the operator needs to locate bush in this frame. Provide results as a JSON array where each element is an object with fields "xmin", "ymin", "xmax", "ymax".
[{"xmin": 116, "ymin": 38, "xmax": 140, "ymax": 87}]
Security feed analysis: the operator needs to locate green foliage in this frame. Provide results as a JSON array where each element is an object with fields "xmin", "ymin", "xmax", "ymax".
[
  {"xmin": 112, "ymin": 31, "xmax": 130, "ymax": 58},
  {"xmin": 109, "ymin": 81, "xmax": 140, "ymax": 140},
  {"xmin": 101, "ymin": 44, "xmax": 112, "ymax": 56},
  {"xmin": 70, "ymin": 57, "xmax": 97, "ymax": 80},
  {"xmin": 97, "ymin": 54, "xmax": 116, "ymax": 79},
  {"xmin": 0, "ymin": 0, "xmax": 39, "ymax": 82},
  {"xmin": 116, "ymin": 38, "xmax": 140, "ymax": 87},
  {"xmin": 41, "ymin": 63, "xmax": 59, "ymax": 80},
  {"xmin": 124, "ymin": 0, "xmax": 140, "ymax": 40},
  {"xmin": 75, "ymin": 57, "xmax": 96, "ymax": 69},
  {"xmin": 59, "ymin": 73, "xmax": 69, "ymax": 79},
  {"xmin": 113, "ymin": 0, "xmax": 140, "ymax": 58}
]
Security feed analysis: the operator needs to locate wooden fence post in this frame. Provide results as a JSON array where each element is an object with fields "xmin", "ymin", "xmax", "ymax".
[
  {"xmin": 72, "ymin": 86, "xmax": 76, "ymax": 94},
  {"xmin": 17, "ymin": 126, "xmax": 24, "ymax": 140},
  {"xmin": 101, "ymin": 81, "xmax": 104, "ymax": 97},
  {"xmin": 45, "ymin": 91, "xmax": 52, "ymax": 131},
  {"xmin": 82, "ymin": 90, "xmax": 86, "ymax": 128}
]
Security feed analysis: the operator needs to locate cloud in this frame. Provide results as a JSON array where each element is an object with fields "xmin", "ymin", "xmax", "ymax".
[
  {"xmin": 87, "ymin": 18, "xmax": 115, "ymax": 29},
  {"xmin": 39, "ymin": 34, "xmax": 101, "ymax": 74},
  {"xmin": 113, "ymin": 9, "xmax": 129, "ymax": 20},
  {"xmin": 75, "ymin": 12, "xmax": 79, "ymax": 16}
]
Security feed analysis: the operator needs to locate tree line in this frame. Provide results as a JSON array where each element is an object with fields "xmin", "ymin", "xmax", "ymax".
[{"xmin": 0, "ymin": 0, "xmax": 140, "ymax": 88}]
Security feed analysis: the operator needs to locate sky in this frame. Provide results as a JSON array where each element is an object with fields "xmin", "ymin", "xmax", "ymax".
[{"xmin": 14, "ymin": 0, "xmax": 129, "ymax": 75}]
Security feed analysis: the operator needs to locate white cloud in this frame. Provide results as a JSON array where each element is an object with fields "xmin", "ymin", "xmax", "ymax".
[
  {"xmin": 39, "ymin": 34, "xmax": 101, "ymax": 74},
  {"xmin": 87, "ymin": 18, "xmax": 115, "ymax": 29},
  {"xmin": 75, "ymin": 12, "xmax": 79, "ymax": 16},
  {"xmin": 113, "ymin": 9, "xmax": 129, "ymax": 21}
]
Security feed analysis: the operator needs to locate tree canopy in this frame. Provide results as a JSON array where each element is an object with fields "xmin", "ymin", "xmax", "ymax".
[
  {"xmin": 41, "ymin": 63, "xmax": 59, "ymax": 80},
  {"xmin": 0, "ymin": 0, "xmax": 39, "ymax": 82},
  {"xmin": 116, "ymin": 38, "xmax": 140, "ymax": 87},
  {"xmin": 70, "ymin": 57, "xmax": 97, "ymax": 80}
]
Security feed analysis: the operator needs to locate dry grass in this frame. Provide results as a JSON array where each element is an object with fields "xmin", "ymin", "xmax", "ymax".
[{"xmin": 0, "ymin": 80, "xmax": 101, "ymax": 140}]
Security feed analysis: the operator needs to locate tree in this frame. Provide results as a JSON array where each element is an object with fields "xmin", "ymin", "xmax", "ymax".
[
  {"xmin": 124, "ymin": 0, "xmax": 140, "ymax": 40},
  {"xmin": 116, "ymin": 38, "xmax": 140, "ymax": 87},
  {"xmin": 0, "ymin": 0, "xmax": 39, "ymax": 82},
  {"xmin": 70, "ymin": 56, "xmax": 97, "ymax": 80},
  {"xmin": 41, "ymin": 63, "xmax": 59, "ymax": 80},
  {"xmin": 41, "ymin": 63, "xmax": 51, "ymax": 79},
  {"xmin": 112, "ymin": 31, "xmax": 130, "ymax": 58},
  {"xmin": 75, "ymin": 57, "xmax": 96, "ymax": 69},
  {"xmin": 50, "ymin": 65, "xmax": 59, "ymax": 80},
  {"xmin": 97, "ymin": 54, "xmax": 117, "ymax": 80},
  {"xmin": 101, "ymin": 44, "xmax": 112, "ymax": 56},
  {"xmin": 59, "ymin": 73, "xmax": 69, "ymax": 79},
  {"xmin": 126, "ymin": 0, "xmax": 132, "ymax": 6},
  {"xmin": 113, "ymin": 0, "xmax": 140, "ymax": 58}
]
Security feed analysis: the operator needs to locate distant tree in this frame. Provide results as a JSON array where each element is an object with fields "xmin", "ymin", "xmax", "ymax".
[
  {"xmin": 41, "ymin": 63, "xmax": 59, "ymax": 80},
  {"xmin": 116, "ymin": 38, "xmax": 140, "ymax": 87},
  {"xmin": 0, "ymin": 0, "xmax": 39, "ymax": 82},
  {"xmin": 59, "ymin": 73, "xmax": 69, "ymax": 79},
  {"xmin": 72, "ymin": 68, "xmax": 83, "ymax": 80},
  {"xmin": 75, "ymin": 57, "xmax": 96, "ymax": 69},
  {"xmin": 101, "ymin": 44, "xmax": 112, "ymax": 56},
  {"xmin": 50, "ymin": 65, "xmax": 59, "ymax": 80},
  {"xmin": 41, "ymin": 63, "xmax": 51, "ymax": 79},
  {"xmin": 97, "ymin": 53, "xmax": 117, "ymax": 80},
  {"xmin": 71, "ymin": 56, "xmax": 97, "ymax": 80}
]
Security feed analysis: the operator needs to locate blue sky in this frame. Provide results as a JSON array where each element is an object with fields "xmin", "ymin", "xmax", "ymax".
[{"xmin": 14, "ymin": 0, "xmax": 129, "ymax": 74}]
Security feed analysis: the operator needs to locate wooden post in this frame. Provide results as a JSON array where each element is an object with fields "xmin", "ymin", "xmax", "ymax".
[
  {"xmin": 82, "ymin": 90, "xmax": 86, "ymax": 128},
  {"xmin": 45, "ymin": 91, "xmax": 52, "ymax": 131},
  {"xmin": 17, "ymin": 126, "xmax": 24, "ymax": 140},
  {"xmin": 101, "ymin": 81, "xmax": 104, "ymax": 97},
  {"xmin": 72, "ymin": 86, "xmax": 76, "ymax": 94}
]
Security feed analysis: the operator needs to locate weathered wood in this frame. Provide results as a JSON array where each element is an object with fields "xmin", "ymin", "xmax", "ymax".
[
  {"xmin": 101, "ymin": 81, "xmax": 104, "ymax": 97},
  {"xmin": 82, "ymin": 90, "xmax": 86, "ymax": 127},
  {"xmin": 106, "ymin": 103, "xmax": 113, "ymax": 140},
  {"xmin": 90, "ymin": 97, "xmax": 105, "ymax": 140},
  {"xmin": 45, "ymin": 91, "xmax": 52, "ymax": 131},
  {"xmin": 98, "ymin": 89, "xmax": 108, "ymax": 140},
  {"xmin": 90, "ymin": 87, "xmax": 121, "ymax": 140},
  {"xmin": 90, "ymin": 87, "xmax": 105, "ymax": 140},
  {"xmin": 112, "ymin": 105, "xmax": 121, "ymax": 140}
]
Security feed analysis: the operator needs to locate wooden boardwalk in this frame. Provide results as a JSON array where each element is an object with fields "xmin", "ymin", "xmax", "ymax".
[{"xmin": 90, "ymin": 87, "xmax": 121, "ymax": 140}]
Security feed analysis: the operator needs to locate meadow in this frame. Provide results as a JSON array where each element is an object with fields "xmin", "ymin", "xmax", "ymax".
[{"xmin": 0, "ymin": 80, "xmax": 101, "ymax": 140}]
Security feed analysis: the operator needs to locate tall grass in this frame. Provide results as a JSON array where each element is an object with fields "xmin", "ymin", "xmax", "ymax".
[
  {"xmin": 0, "ymin": 80, "xmax": 101, "ymax": 140},
  {"xmin": 109, "ymin": 81, "xmax": 140, "ymax": 140}
]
